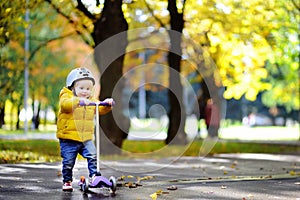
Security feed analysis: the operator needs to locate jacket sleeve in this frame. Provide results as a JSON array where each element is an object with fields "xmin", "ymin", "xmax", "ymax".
[
  {"xmin": 99, "ymin": 105, "xmax": 112, "ymax": 115},
  {"xmin": 89, "ymin": 97, "xmax": 113, "ymax": 115},
  {"xmin": 60, "ymin": 93, "xmax": 80, "ymax": 113}
]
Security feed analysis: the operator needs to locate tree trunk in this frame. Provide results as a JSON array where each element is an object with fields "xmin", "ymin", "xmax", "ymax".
[
  {"xmin": 32, "ymin": 102, "xmax": 41, "ymax": 130},
  {"xmin": 93, "ymin": 0, "xmax": 129, "ymax": 154},
  {"xmin": 16, "ymin": 104, "xmax": 21, "ymax": 130},
  {"xmin": 165, "ymin": 0, "xmax": 187, "ymax": 145},
  {"xmin": 0, "ymin": 105, "xmax": 5, "ymax": 128}
]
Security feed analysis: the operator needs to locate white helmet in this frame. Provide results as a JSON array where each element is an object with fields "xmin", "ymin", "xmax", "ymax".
[{"xmin": 66, "ymin": 68, "xmax": 95, "ymax": 88}]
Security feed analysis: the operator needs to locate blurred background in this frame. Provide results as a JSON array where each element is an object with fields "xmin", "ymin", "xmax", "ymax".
[{"xmin": 0, "ymin": 0, "xmax": 299, "ymax": 145}]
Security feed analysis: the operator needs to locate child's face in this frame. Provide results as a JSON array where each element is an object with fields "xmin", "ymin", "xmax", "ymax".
[{"xmin": 73, "ymin": 79, "xmax": 94, "ymax": 98}]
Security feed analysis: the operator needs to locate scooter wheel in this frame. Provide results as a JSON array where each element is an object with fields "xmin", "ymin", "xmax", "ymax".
[
  {"xmin": 109, "ymin": 176, "xmax": 117, "ymax": 193},
  {"xmin": 80, "ymin": 176, "xmax": 85, "ymax": 183}
]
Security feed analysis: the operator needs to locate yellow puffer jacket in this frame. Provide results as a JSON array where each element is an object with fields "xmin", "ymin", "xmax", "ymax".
[{"xmin": 56, "ymin": 87, "xmax": 112, "ymax": 142}]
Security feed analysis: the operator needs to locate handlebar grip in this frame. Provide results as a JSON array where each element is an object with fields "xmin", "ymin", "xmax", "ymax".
[
  {"xmin": 79, "ymin": 101, "xmax": 115, "ymax": 107},
  {"xmin": 99, "ymin": 101, "xmax": 115, "ymax": 107}
]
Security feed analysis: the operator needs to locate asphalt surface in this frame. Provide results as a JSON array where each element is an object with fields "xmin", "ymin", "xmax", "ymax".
[{"xmin": 0, "ymin": 153, "xmax": 300, "ymax": 200}]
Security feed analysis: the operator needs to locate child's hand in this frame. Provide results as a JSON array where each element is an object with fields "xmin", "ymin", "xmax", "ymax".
[
  {"xmin": 79, "ymin": 98, "xmax": 92, "ymax": 106},
  {"xmin": 103, "ymin": 98, "xmax": 114, "ymax": 106}
]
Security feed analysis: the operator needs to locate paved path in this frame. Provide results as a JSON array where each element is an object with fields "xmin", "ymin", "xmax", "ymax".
[{"xmin": 1, "ymin": 154, "xmax": 299, "ymax": 200}]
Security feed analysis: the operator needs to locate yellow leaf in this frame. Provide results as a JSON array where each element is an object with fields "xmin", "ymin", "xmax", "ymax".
[
  {"xmin": 245, "ymin": 88, "xmax": 258, "ymax": 101},
  {"xmin": 289, "ymin": 170, "xmax": 296, "ymax": 176},
  {"xmin": 140, "ymin": 175, "xmax": 154, "ymax": 181},
  {"xmin": 119, "ymin": 175, "xmax": 125, "ymax": 180},
  {"xmin": 291, "ymin": 62, "xmax": 299, "ymax": 70},
  {"xmin": 156, "ymin": 190, "xmax": 162, "ymax": 195},
  {"xmin": 254, "ymin": 68, "xmax": 268, "ymax": 78},
  {"xmin": 5, "ymin": 8, "xmax": 12, "ymax": 13},
  {"xmin": 150, "ymin": 192, "xmax": 157, "ymax": 200}
]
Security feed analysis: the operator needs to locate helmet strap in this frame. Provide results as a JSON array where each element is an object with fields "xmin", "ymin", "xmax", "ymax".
[{"xmin": 72, "ymin": 88, "xmax": 77, "ymax": 96}]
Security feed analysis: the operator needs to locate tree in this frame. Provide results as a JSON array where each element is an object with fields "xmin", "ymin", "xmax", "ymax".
[
  {"xmin": 262, "ymin": 0, "xmax": 299, "ymax": 112},
  {"xmin": 1, "ymin": 0, "xmax": 91, "ymax": 130},
  {"xmin": 181, "ymin": 0, "xmax": 299, "ymax": 117},
  {"xmin": 0, "ymin": 0, "xmax": 29, "ymax": 128},
  {"xmin": 46, "ymin": 0, "xmax": 130, "ymax": 154},
  {"xmin": 44, "ymin": 0, "xmax": 299, "ymax": 146},
  {"xmin": 3, "ymin": 0, "xmax": 298, "ymax": 143},
  {"xmin": 0, "ymin": 42, "xmax": 24, "ymax": 128},
  {"xmin": 92, "ymin": 0, "xmax": 130, "ymax": 154},
  {"xmin": 165, "ymin": 0, "xmax": 187, "ymax": 144}
]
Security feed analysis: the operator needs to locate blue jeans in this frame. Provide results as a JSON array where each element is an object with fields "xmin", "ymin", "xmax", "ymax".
[{"xmin": 59, "ymin": 139, "xmax": 97, "ymax": 183}]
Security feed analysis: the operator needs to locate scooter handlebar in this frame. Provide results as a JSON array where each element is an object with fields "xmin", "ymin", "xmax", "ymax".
[{"xmin": 79, "ymin": 100, "xmax": 115, "ymax": 107}]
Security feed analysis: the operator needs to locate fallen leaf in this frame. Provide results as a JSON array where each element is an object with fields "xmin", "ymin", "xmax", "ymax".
[
  {"xmin": 248, "ymin": 193, "xmax": 254, "ymax": 198},
  {"xmin": 140, "ymin": 175, "xmax": 154, "ymax": 181},
  {"xmin": 167, "ymin": 185, "xmax": 178, "ymax": 190},
  {"xmin": 129, "ymin": 184, "xmax": 137, "ymax": 188},
  {"xmin": 118, "ymin": 175, "xmax": 126, "ymax": 181},
  {"xmin": 150, "ymin": 192, "xmax": 157, "ymax": 200},
  {"xmin": 156, "ymin": 190, "xmax": 162, "ymax": 195},
  {"xmin": 136, "ymin": 183, "xmax": 143, "ymax": 187},
  {"xmin": 289, "ymin": 170, "xmax": 296, "ymax": 176},
  {"xmin": 125, "ymin": 182, "xmax": 133, "ymax": 187},
  {"xmin": 57, "ymin": 171, "xmax": 62, "ymax": 177},
  {"xmin": 203, "ymin": 191, "xmax": 214, "ymax": 194}
]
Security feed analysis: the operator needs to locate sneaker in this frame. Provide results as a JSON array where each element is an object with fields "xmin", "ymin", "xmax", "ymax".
[
  {"xmin": 89, "ymin": 174, "xmax": 96, "ymax": 185},
  {"xmin": 62, "ymin": 181, "xmax": 73, "ymax": 191}
]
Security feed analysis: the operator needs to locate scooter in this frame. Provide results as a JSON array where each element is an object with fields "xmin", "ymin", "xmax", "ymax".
[{"xmin": 78, "ymin": 101, "xmax": 117, "ymax": 194}]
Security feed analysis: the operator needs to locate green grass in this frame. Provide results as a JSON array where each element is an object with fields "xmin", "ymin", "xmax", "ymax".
[
  {"xmin": 0, "ymin": 140, "xmax": 60, "ymax": 163},
  {"xmin": 1, "ymin": 139, "xmax": 299, "ymax": 164},
  {"xmin": 0, "ymin": 128, "xmax": 56, "ymax": 135},
  {"xmin": 122, "ymin": 140, "xmax": 300, "ymax": 157}
]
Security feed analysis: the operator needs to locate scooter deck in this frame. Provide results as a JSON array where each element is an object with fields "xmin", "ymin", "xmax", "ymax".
[{"xmin": 78, "ymin": 176, "xmax": 116, "ymax": 194}]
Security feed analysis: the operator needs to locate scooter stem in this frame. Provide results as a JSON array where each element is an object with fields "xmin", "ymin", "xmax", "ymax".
[{"xmin": 95, "ymin": 104, "xmax": 100, "ymax": 173}]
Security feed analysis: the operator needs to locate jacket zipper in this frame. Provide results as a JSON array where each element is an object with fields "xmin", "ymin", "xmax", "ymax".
[{"xmin": 81, "ymin": 106, "xmax": 86, "ymax": 141}]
